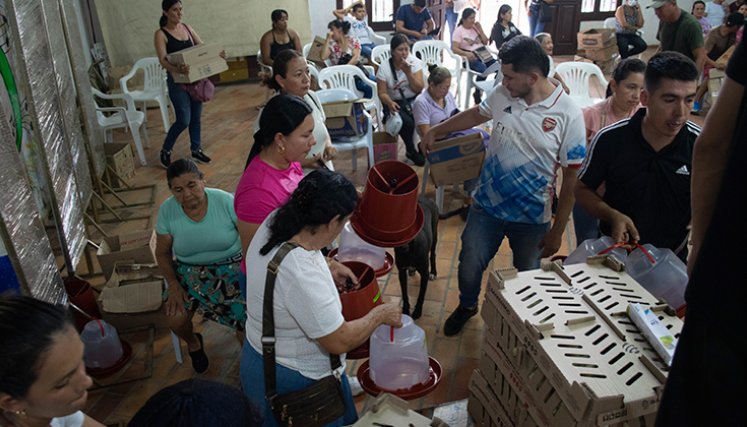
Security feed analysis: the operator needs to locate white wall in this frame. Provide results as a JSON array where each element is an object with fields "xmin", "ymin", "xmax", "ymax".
[{"xmin": 581, "ymin": 0, "xmax": 697, "ymax": 47}]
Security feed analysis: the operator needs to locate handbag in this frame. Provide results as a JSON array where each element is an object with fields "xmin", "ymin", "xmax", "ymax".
[
  {"xmin": 262, "ymin": 242, "xmax": 346, "ymax": 427},
  {"xmin": 182, "ymin": 78, "xmax": 215, "ymax": 102},
  {"xmin": 179, "ymin": 25, "xmax": 216, "ymax": 102}
]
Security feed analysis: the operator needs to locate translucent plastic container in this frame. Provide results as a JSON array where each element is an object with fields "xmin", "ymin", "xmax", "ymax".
[
  {"xmin": 81, "ymin": 319, "xmax": 123, "ymax": 369},
  {"xmin": 626, "ymin": 244, "xmax": 687, "ymax": 312},
  {"xmin": 564, "ymin": 236, "xmax": 627, "ymax": 265},
  {"xmin": 369, "ymin": 315, "xmax": 429, "ymax": 391},
  {"xmin": 338, "ymin": 222, "xmax": 385, "ymax": 270}
]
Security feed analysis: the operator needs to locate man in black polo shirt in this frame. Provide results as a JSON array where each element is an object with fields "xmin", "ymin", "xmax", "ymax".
[{"xmin": 575, "ymin": 51, "xmax": 699, "ymax": 261}]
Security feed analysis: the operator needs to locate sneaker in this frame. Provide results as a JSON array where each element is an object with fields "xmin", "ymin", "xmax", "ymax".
[
  {"xmin": 188, "ymin": 333, "xmax": 209, "ymax": 373},
  {"xmin": 160, "ymin": 150, "xmax": 171, "ymax": 169},
  {"xmin": 406, "ymin": 151, "xmax": 425, "ymax": 167},
  {"xmin": 443, "ymin": 305, "xmax": 478, "ymax": 336},
  {"xmin": 191, "ymin": 149, "xmax": 212, "ymax": 163},
  {"xmin": 348, "ymin": 376, "xmax": 364, "ymax": 396},
  {"xmin": 691, "ymin": 100, "xmax": 701, "ymax": 115}
]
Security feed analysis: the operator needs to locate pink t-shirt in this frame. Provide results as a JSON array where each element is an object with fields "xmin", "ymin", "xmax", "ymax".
[
  {"xmin": 582, "ymin": 97, "xmax": 640, "ymax": 143},
  {"xmin": 234, "ymin": 157, "xmax": 303, "ymax": 271},
  {"xmin": 452, "ymin": 25, "xmax": 484, "ymax": 52}
]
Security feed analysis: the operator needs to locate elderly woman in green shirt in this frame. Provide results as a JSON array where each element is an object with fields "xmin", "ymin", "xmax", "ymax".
[{"xmin": 155, "ymin": 159, "xmax": 245, "ymax": 374}]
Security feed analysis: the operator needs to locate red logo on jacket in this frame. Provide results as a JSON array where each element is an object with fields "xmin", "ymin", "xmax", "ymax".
[{"xmin": 542, "ymin": 117, "xmax": 557, "ymax": 132}]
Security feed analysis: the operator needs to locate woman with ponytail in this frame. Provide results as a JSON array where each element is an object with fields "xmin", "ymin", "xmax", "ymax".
[
  {"xmin": 240, "ymin": 170, "xmax": 402, "ymax": 426},
  {"xmin": 234, "ymin": 95, "xmax": 314, "ymax": 298},
  {"xmin": 154, "ymin": 0, "xmax": 218, "ymax": 168},
  {"xmin": 257, "ymin": 49, "xmax": 336, "ymax": 173}
]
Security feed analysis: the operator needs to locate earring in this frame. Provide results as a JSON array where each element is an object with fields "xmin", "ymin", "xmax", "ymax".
[
  {"xmin": 14, "ymin": 409, "xmax": 26, "ymax": 416},
  {"xmin": 278, "ymin": 145, "xmax": 286, "ymax": 153}
]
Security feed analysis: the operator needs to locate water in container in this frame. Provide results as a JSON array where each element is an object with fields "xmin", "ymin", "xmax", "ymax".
[
  {"xmin": 626, "ymin": 244, "xmax": 688, "ymax": 312},
  {"xmin": 369, "ymin": 315, "xmax": 429, "ymax": 391},
  {"xmin": 80, "ymin": 319, "xmax": 123, "ymax": 369},
  {"xmin": 338, "ymin": 221, "xmax": 386, "ymax": 269},
  {"xmin": 564, "ymin": 236, "xmax": 627, "ymax": 265}
]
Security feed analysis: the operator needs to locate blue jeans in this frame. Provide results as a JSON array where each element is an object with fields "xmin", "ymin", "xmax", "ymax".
[
  {"xmin": 240, "ymin": 341, "xmax": 358, "ymax": 427},
  {"xmin": 445, "ymin": 6, "xmax": 458, "ymax": 38},
  {"xmin": 528, "ymin": 8, "xmax": 544, "ymax": 37},
  {"xmin": 572, "ymin": 204, "xmax": 599, "ymax": 245},
  {"xmin": 164, "ymin": 75, "xmax": 202, "ymax": 152},
  {"xmin": 457, "ymin": 204, "xmax": 549, "ymax": 308},
  {"xmin": 360, "ymin": 43, "xmax": 375, "ymax": 60}
]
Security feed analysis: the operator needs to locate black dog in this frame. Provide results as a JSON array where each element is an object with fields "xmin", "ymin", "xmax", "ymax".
[{"xmin": 394, "ymin": 197, "xmax": 438, "ymax": 319}]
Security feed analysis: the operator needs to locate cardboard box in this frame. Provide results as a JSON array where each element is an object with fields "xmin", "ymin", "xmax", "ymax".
[
  {"xmin": 172, "ymin": 57, "xmax": 228, "ymax": 83},
  {"xmin": 716, "ymin": 44, "xmax": 735, "ymax": 69},
  {"xmin": 306, "ymin": 36, "xmax": 328, "ymax": 68},
  {"xmin": 577, "ymin": 43, "xmax": 618, "ymax": 62},
  {"xmin": 96, "ymin": 230, "xmax": 157, "ymax": 280},
  {"xmin": 373, "ymin": 132, "xmax": 398, "ymax": 163},
  {"xmin": 577, "ymin": 29, "xmax": 616, "ymax": 49},
  {"xmin": 103, "ymin": 142, "xmax": 135, "ymax": 188},
  {"xmin": 323, "ymin": 100, "xmax": 367, "ymax": 139},
  {"xmin": 426, "ymin": 132, "xmax": 485, "ymax": 186},
  {"xmin": 100, "ymin": 263, "xmax": 163, "ymax": 314},
  {"xmin": 166, "ymin": 43, "xmax": 223, "ymax": 66}
]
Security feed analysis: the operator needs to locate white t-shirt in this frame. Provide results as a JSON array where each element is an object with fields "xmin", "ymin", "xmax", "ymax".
[
  {"xmin": 344, "ymin": 15, "xmax": 374, "ymax": 45},
  {"xmin": 376, "ymin": 56, "xmax": 424, "ymax": 100},
  {"xmin": 705, "ymin": 2, "xmax": 726, "ymax": 29},
  {"xmin": 474, "ymin": 81, "xmax": 587, "ymax": 224},
  {"xmin": 50, "ymin": 411, "xmax": 85, "ymax": 427},
  {"xmin": 245, "ymin": 212, "xmax": 345, "ymax": 380},
  {"xmin": 547, "ymin": 55, "xmax": 556, "ymax": 78}
]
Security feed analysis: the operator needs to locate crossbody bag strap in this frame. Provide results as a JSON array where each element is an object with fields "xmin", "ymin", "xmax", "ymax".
[{"xmin": 261, "ymin": 242, "xmax": 341, "ymax": 400}]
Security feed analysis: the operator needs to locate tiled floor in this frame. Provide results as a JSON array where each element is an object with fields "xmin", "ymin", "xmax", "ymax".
[{"xmin": 80, "ymin": 50, "xmax": 703, "ymax": 424}]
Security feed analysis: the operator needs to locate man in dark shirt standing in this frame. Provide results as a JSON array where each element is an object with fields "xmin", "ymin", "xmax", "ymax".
[
  {"xmin": 395, "ymin": 0, "xmax": 436, "ymax": 41},
  {"xmin": 651, "ymin": 0, "xmax": 706, "ymax": 72},
  {"xmin": 575, "ymin": 52, "xmax": 699, "ymax": 260}
]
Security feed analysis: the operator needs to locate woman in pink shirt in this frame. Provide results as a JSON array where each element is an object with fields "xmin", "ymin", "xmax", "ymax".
[
  {"xmin": 582, "ymin": 58, "xmax": 645, "ymax": 143},
  {"xmin": 574, "ymin": 58, "xmax": 645, "ymax": 244},
  {"xmin": 234, "ymin": 95, "xmax": 314, "ymax": 296},
  {"xmin": 451, "ymin": 7, "xmax": 495, "ymax": 105}
]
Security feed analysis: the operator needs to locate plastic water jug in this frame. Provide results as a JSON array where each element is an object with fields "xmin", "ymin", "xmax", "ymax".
[
  {"xmin": 80, "ymin": 319, "xmax": 123, "ymax": 369},
  {"xmin": 338, "ymin": 222, "xmax": 386, "ymax": 270},
  {"xmin": 369, "ymin": 315, "xmax": 429, "ymax": 391},
  {"xmin": 626, "ymin": 244, "xmax": 687, "ymax": 313},
  {"xmin": 564, "ymin": 236, "xmax": 627, "ymax": 265}
]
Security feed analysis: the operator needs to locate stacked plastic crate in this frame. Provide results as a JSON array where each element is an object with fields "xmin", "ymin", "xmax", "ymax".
[{"xmin": 468, "ymin": 256, "xmax": 683, "ymax": 427}]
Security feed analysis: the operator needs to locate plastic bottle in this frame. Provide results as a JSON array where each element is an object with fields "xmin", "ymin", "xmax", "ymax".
[
  {"xmin": 369, "ymin": 315, "xmax": 429, "ymax": 391},
  {"xmin": 564, "ymin": 236, "xmax": 627, "ymax": 265},
  {"xmin": 626, "ymin": 244, "xmax": 687, "ymax": 312},
  {"xmin": 80, "ymin": 319, "xmax": 123, "ymax": 369}
]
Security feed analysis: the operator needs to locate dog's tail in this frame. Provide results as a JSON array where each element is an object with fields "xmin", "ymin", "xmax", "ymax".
[{"xmin": 438, "ymin": 205, "xmax": 468, "ymax": 220}]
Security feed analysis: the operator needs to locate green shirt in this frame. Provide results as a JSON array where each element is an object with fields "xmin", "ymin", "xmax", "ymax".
[
  {"xmin": 657, "ymin": 10, "xmax": 704, "ymax": 60},
  {"xmin": 156, "ymin": 188, "xmax": 241, "ymax": 264}
]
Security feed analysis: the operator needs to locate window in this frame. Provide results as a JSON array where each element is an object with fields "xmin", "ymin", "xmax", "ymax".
[
  {"xmin": 336, "ymin": 0, "xmax": 401, "ymax": 31},
  {"xmin": 581, "ymin": 0, "xmax": 620, "ymax": 21}
]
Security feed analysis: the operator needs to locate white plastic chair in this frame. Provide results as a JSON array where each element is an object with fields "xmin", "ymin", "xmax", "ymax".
[
  {"xmin": 463, "ymin": 59, "xmax": 502, "ymax": 109},
  {"xmin": 119, "ymin": 57, "xmax": 170, "ymax": 133},
  {"xmin": 315, "ymin": 88, "xmax": 374, "ymax": 172},
  {"xmin": 92, "ymin": 88, "xmax": 149, "ymax": 166},
  {"xmin": 319, "ymin": 64, "xmax": 381, "ymax": 128},
  {"xmin": 371, "ymin": 45, "xmax": 391, "ymax": 68},
  {"xmin": 555, "ymin": 62, "xmax": 609, "ymax": 108},
  {"xmin": 371, "ymin": 33, "xmax": 387, "ymax": 46},
  {"xmin": 412, "ymin": 40, "xmax": 464, "ymax": 104},
  {"xmin": 257, "ymin": 49, "xmax": 272, "ymax": 76},
  {"xmin": 307, "ymin": 60, "xmax": 320, "ymax": 85}
]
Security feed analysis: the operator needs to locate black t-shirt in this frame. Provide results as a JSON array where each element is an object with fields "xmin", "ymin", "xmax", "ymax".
[{"xmin": 578, "ymin": 109, "xmax": 698, "ymax": 255}]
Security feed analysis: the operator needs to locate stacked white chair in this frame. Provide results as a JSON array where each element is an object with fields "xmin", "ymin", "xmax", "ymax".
[
  {"xmin": 119, "ymin": 57, "xmax": 170, "ymax": 132},
  {"xmin": 555, "ymin": 62, "xmax": 608, "ymax": 108},
  {"xmin": 92, "ymin": 88, "xmax": 149, "ymax": 166},
  {"xmin": 319, "ymin": 64, "xmax": 381, "ymax": 128},
  {"xmin": 412, "ymin": 40, "xmax": 464, "ymax": 102}
]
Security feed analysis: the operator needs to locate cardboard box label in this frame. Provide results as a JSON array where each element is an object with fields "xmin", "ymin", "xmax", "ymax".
[
  {"xmin": 172, "ymin": 58, "xmax": 228, "ymax": 83},
  {"xmin": 427, "ymin": 132, "xmax": 486, "ymax": 186},
  {"xmin": 373, "ymin": 132, "xmax": 398, "ymax": 163},
  {"xmin": 166, "ymin": 43, "xmax": 223, "ymax": 66},
  {"xmin": 577, "ymin": 29, "xmax": 616, "ymax": 49}
]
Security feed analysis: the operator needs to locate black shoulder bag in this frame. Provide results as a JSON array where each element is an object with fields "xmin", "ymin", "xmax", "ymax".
[{"xmin": 262, "ymin": 242, "xmax": 346, "ymax": 427}]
